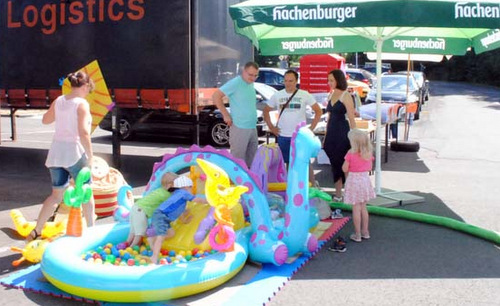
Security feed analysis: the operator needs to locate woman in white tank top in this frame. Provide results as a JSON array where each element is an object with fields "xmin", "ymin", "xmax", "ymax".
[{"xmin": 27, "ymin": 71, "xmax": 96, "ymax": 241}]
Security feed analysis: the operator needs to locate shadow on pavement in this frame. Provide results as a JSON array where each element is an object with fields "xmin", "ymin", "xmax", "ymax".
[{"xmin": 295, "ymin": 192, "xmax": 500, "ymax": 280}]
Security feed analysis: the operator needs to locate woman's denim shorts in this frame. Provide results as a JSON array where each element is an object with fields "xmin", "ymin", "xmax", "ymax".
[{"xmin": 48, "ymin": 155, "xmax": 90, "ymax": 188}]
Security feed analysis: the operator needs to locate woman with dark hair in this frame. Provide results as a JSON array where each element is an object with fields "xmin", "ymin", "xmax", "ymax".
[
  {"xmin": 27, "ymin": 71, "xmax": 96, "ymax": 240},
  {"xmin": 323, "ymin": 70, "xmax": 356, "ymax": 201}
]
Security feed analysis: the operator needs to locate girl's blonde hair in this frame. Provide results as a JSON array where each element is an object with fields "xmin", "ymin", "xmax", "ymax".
[{"xmin": 348, "ymin": 129, "xmax": 373, "ymax": 160}]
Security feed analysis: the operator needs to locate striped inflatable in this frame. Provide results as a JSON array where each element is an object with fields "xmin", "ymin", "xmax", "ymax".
[{"xmin": 92, "ymin": 168, "xmax": 125, "ymax": 217}]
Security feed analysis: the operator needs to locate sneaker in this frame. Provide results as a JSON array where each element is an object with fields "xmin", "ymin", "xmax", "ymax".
[
  {"xmin": 328, "ymin": 243, "xmax": 346, "ymax": 253},
  {"xmin": 333, "ymin": 196, "xmax": 343, "ymax": 202},
  {"xmin": 361, "ymin": 233, "xmax": 371, "ymax": 240},
  {"xmin": 327, "ymin": 238, "xmax": 347, "ymax": 253},
  {"xmin": 331, "ymin": 209, "xmax": 344, "ymax": 219},
  {"xmin": 350, "ymin": 233, "xmax": 362, "ymax": 242}
]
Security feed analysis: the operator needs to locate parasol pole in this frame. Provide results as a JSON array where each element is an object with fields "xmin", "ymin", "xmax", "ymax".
[
  {"xmin": 404, "ymin": 53, "xmax": 411, "ymax": 141},
  {"xmin": 375, "ymin": 28, "xmax": 383, "ymax": 194}
]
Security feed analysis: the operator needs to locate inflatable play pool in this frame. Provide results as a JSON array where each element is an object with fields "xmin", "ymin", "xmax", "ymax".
[{"xmin": 41, "ymin": 222, "xmax": 249, "ymax": 302}]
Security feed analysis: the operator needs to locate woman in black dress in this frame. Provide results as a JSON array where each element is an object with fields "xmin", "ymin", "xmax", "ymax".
[{"xmin": 323, "ymin": 70, "xmax": 356, "ymax": 201}]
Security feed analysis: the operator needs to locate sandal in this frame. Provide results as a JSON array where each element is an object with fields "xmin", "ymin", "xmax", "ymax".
[
  {"xmin": 333, "ymin": 196, "xmax": 343, "ymax": 202},
  {"xmin": 47, "ymin": 204, "xmax": 60, "ymax": 222},
  {"xmin": 26, "ymin": 229, "xmax": 41, "ymax": 242}
]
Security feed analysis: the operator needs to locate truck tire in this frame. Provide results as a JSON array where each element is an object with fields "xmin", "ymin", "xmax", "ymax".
[
  {"xmin": 119, "ymin": 118, "xmax": 134, "ymax": 141},
  {"xmin": 209, "ymin": 121, "xmax": 229, "ymax": 147},
  {"xmin": 390, "ymin": 140, "xmax": 420, "ymax": 152}
]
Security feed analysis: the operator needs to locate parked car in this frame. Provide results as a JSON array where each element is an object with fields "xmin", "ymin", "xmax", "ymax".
[
  {"xmin": 347, "ymin": 78, "xmax": 370, "ymax": 102},
  {"xmin": 99, "ymin": 86, "xmax": 269, "ymax": 146},
  {"xmin": 363, "ymin": 63, "xmax": 392, "ymax": 74},
  {"xmin": 346, "ymin": 68, "xmax": 376, "ymax": 88},
  {"xmin": 364, "ymin": 73, "xmax": 423, "ymax": 120},
  {"xmin": 254, "ymin": 82, "xmax": 278, "ymax": 111},
  {"xmin": 256, "ymin": 67, "xmax": 300, "ymax": 90},
  {"xmin": 395, "ymin": 71, "xmax": 429, "ymax": 103}
]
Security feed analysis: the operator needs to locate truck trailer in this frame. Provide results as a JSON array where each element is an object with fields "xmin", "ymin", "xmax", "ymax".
[{"xmin": 0, "ymin": 0, "xmax": 253, "ymax": 148}]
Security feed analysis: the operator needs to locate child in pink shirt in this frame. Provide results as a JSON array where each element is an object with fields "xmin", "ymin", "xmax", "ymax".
[{"xmin": 342, "ymin": 129, "xmax": 376, "ymax": 242}]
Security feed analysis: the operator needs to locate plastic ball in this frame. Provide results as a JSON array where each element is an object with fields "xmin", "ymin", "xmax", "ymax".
[
  {"xmin": 105, "ymin": 255, "xmax": 116, "ymax": 264},
  {"xmin": 168, "ymin": 250, "xmax": 176, "ymax": 257},
  {"xmin": 116, "ymin": 242, "xmax": 127, "ymax": 250},
  {"xmin": 159, "ymin": 258, "xmax": 168, "ymax": 265},
  {"xmin": 185, "ymin": 255, "xmax": 192, "ymax": 261}
]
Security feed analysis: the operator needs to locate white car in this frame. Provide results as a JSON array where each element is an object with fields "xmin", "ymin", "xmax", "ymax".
[{"xmin": 254, "ymin": 82, "xmax": 278, "ymax": 111}]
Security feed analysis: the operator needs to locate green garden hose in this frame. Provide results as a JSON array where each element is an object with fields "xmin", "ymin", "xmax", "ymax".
[{"xmin": 330, "ymin": 202, "xmax": 500, "ymax": 245}]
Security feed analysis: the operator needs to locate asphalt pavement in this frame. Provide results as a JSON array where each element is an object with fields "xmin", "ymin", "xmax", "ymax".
[{"xmin": 0, "ymin": 81, "xmax": 499, "ymax": 305}]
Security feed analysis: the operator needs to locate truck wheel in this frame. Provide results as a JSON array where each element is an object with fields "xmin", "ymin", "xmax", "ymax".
[
  {"xmin": 390, "ymin": 140, "xmax": 420, "ymax": 152},
  {"xmin": 209, "ymin": 121, "xmax": 229, "ymax": 147},
  {"xmin": 119, "ymin": 118, "xmax": 134, "ymax": 140}
]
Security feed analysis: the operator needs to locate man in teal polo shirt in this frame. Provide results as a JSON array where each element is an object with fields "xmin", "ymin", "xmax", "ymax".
[{"xmin": 213, "ymin": 62, "xmax": 259, "ymax": 167}]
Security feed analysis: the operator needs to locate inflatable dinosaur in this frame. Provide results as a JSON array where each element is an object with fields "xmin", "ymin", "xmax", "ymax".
[{"xmin": 142, "ymin": 123, "xmax": 321, "ymax": 265}]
